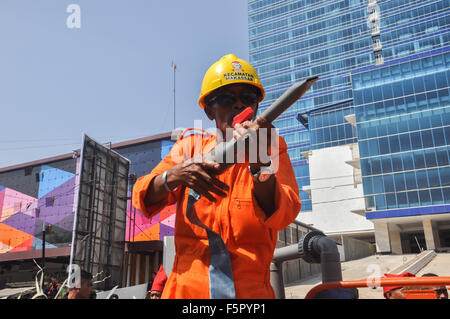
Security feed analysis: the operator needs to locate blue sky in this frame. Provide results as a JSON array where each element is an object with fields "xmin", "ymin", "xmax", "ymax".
[{"xmin": 0, "ymin": 0, "xmax": 249, "ymax": 168}]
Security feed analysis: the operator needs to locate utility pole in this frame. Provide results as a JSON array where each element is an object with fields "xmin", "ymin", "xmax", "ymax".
[
  {"xmin": 42, "ymin": 222, "xmax": 46, "ymax": 272},
  {"xmin": 172, "ymin": 60, "xmax": 177, "ymax": 130}
]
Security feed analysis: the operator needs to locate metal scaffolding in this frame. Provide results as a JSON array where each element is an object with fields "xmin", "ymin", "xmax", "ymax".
[{"xmin": 70, "ymin": 135, "xmax": 129, "ymax": 290}]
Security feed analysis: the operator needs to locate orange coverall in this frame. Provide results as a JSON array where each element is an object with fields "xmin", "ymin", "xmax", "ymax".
[{"xmin": 132, "ymin": 132, "xmax": 301, "ymax": 298}]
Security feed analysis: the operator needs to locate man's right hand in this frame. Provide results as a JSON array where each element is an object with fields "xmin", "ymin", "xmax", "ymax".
[
  {"xmin": 145, "ymin": 155, "xmax": 230, "ymax": 206},
  {"xmin": 166, "ymin": 156, "xmax": 230, "ymax": 202}
]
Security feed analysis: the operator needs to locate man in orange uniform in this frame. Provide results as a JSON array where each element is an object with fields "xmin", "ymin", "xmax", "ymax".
[{"xmin": 133, "ymin": 54, "xmax": 301, "ymax": 298}]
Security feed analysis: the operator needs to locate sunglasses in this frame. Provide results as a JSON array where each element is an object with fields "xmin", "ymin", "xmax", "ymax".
[{"xmin": 208, "ymin": 92, "xmax": 258, "ymax": 108}]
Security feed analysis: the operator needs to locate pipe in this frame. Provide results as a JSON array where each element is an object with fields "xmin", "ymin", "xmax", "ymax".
[
  {"xmin": 271, "ymin": 242, "xmax": 308, "ymax": 298},
  {"xmin": 271, "ymin": 232, "xmax": 450, "ymax": 298},
  {"xmin": 313, "ymin": 236, "xmax": 342, "ymax": 283},
  {"xmin": 270, "ymin": 230, "xmax": 350, "ymax": 298},
  {"xmin": 298, "ymin": 231, "xmax": 357, "ymax": 299},
  {"xmin": 273, "ymin": 244, "xmax": 301, "ymax": 264},
  {"xmin": 305, "ymin": 277, "xmax": 450, "ymax": 299},
  {"xmin": 298, "ymin": 231, "xmax": 342, "ymax": 282},
  {"xmin": 270, "ymin": 262, "xmax": 285, "ymax": 299}
]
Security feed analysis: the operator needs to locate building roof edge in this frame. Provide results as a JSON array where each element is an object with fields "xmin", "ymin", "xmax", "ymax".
[{"xmin": 0, "ymin": 131, "xmax": 173, "ymax": 173}]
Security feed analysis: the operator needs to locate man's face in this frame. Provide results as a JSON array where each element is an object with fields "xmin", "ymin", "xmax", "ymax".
[
  {"xmin": 385, "ymin": 288, "xmax": 406, "ymax": 299},
  {"xmin": 68, "ymin": 280, "xmax": 92, "ymax": 299},
  {"xmin": 79, "ymin": 279, "xmax": 92, "ymax": 299},
  {"xmin": 434, "ymin": 287, "xmax": 448, "ymax": 299},
  {"xmin": 150, "ymin": 290, "xmax": 161, "ymax": 299},
  {"xmin": 205, "ymin": 84, "xmax": 259, "ymax": 138}
]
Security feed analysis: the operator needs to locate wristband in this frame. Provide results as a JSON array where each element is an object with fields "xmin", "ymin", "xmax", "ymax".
[
  {"xmin": 249, "ymin": 160, "xmax": 274, "ymax": 183},
  {"xmin": 162, "ymin": 170, "xmax": 178, "ymax": 192}
]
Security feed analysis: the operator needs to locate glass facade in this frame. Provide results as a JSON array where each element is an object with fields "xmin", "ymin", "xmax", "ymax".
[
  {"xmin": 353, "ymin": 49, "xmax": 450, "ymax": 213},
  {"xmin": 309, "ymin": 100, "xmax": 357, "ymax": 149},
  {"xmin": 249, "ymin": 0, "xmax": 450, "ymax": 217},
  {"xmin": 249, "ymin": 0, "xmax": 373, "ymax": 211}
]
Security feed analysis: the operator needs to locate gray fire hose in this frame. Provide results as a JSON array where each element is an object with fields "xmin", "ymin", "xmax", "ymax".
[{"xmin": 209, "ymin": 76, "xmax": 318, "ymax": 164}]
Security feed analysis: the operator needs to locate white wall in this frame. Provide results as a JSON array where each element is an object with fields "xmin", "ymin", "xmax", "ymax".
[
  {"xmin": 342, "ymin": 235, "xmax": 376, "ymax": 261},
  {"xmin": 297, "ymin": 144, "xmax": 374, "ymax": 235}
]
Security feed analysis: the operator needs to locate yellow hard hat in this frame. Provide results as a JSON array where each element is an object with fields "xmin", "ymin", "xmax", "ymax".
[{"xmin": 198, "ymin": 54, "xmax": 265, "ymax": 109}]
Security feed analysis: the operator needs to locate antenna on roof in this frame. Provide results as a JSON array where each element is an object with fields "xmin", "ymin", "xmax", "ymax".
[{"xmin": 171, "ymin": 60, "xmax": 177, "ymax": 130}]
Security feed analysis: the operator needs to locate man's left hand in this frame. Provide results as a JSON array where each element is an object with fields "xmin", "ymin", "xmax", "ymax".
[{"xmin": 233, "ymin": 116, "xmax": 276, "ymax": 172}]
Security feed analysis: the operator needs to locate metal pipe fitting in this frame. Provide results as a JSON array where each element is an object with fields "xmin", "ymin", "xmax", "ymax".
[{"xmin": 271, "ymin": 230, "xmax": 356, "ymax": 299}]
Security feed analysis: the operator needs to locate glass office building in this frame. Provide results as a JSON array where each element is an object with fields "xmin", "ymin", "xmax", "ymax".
[
  {"xmin": 353, "ymin": 49, "xmax": 450, "ymax": 215},
  {"xmin": 249, "ymin": 0, "xmax": 375, "ymax": 211},
  {"xmin": 249, "ymin": 0, "xmax": 450, "ymax": 250}
]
